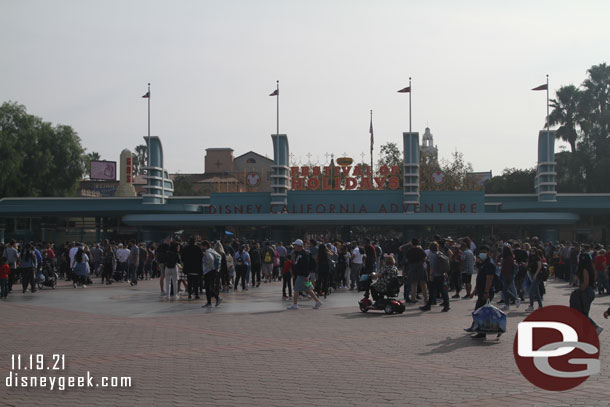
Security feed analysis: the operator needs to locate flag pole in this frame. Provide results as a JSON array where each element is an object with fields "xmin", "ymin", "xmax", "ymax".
[
  {"xmin": 276, "ymin": 80, "xmax": 279, "ymax": 135},
  {"xmin": 546, "ymin": 74, "xmax": 549, "ymax": 133},
  {"xmin": 370, "ymin": 109, "xmax": 373, "ymax": 181},
  {"xmin": 409, "ymin": 77, "xmax": 412, "ymax": 136},
  {"xmin": 147, "ymin": 83, "xmax": 151, "ymax": 172}
]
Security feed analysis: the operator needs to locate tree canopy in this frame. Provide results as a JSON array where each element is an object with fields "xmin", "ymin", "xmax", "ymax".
[
  {"xmin": 548, "ymin": 63, "xmax": 610, "ymax": 192},
  {"xmin": 377, "ymin": 142, "xmax": 402, "ymax": 168},
  {"xmin": 0, "ymin": 101, "xmax": 86, "ymax": 197},
  {"xmin": 484, "ymin": 168, "xmax": 536, "ymax": 194},
  {"xmin": 487, "ymin": 63, "xmax": 610, "ymax": 194},
  {"xmin": 420, "ymin": 150, "xmax": 481, "ymax": 191}
]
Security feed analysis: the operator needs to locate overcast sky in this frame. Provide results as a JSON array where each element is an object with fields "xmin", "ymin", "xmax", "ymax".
[{"xmin": 2, "ymin": 0, "xmax": 609, "ymax": 176}]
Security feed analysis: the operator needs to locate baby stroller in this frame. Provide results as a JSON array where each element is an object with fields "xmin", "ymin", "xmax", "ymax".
[
  {"xmin": 358, "ymin": 275, "xmax": 406, "ymax": 315},
  {"xmin": 112, "ymin": 269, "xmax": 124, "ymax": 282},
  {"xmin": 36, "ymin": 261, "xmax": 58, "ymax": 290}
]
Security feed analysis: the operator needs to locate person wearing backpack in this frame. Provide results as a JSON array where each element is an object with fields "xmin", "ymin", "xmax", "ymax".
[
  {"xmin": 202, "ymin": 240, "xmax": 222, "ymax": 307},
  {"xmin": 233, "ymin": 245, "xmax": 250, "ymax": 291},
  {"xmin": 250, "ymin": 243, "xmax": 262, "ymax": 287},
  {"xmin": 419, "ymin": 242, "xmax": 450, "ymax": 312}
]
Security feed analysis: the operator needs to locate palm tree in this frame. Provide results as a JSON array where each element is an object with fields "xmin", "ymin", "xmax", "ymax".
[
  {"xmin": 133, "ymin": 144, "xmax": 148, "ymax": 176},
  {"xmin": 549, "ymin": 85, "xmax": 581, "ymax": 153},
  {"xmin": 84, "ymin": 151, "xmax": 101, "ymax": 177},
  {"xmin": 581, "ymin": 63, "xmax": 610, "ymax": 138},
  {"xmin": 87, "ymin": 151, "xmax": 101, "ymax": 161}
]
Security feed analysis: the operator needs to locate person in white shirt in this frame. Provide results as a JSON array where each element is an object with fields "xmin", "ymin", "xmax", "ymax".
[
  {"xmin": 350, "ymin": 243, "xmax": 363, "ymax": 290},
  {"xmin": 68, "ymin": 242, "xmax": 79, "ymax": 270},
  {"xmin": 116, "ymin": 243, "xmax": 131, "ymax": 281},
  {"xmin": 201, "ymin": 240, "xmax": 222, "ymax": 308}
]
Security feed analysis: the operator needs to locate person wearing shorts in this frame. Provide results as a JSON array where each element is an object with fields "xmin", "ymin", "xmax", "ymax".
[{"xmin": 287, "ymin": 239, "xmax": 322, "ymax": 310}]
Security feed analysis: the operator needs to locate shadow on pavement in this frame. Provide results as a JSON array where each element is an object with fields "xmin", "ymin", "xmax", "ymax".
[
  {"xmin": 336, "ymin": 311, "xmax": 401, "ymax": 319},
  {"xmin": 419, "ymin": 334, "xmax": 502, "ymax": 355}
]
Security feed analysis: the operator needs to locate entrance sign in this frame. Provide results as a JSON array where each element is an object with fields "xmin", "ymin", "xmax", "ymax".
[{"xmin": 290, "ymin": 164, "xmax": 401, "ymax": 191}]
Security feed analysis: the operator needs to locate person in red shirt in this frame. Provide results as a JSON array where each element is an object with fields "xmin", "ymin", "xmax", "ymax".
[
  {"xmin": 0, "ymin": 256, "xmax": 10, "ymax": 299},
  {"xmin": 282, "ymin": 253, "xmax": 294, "ymax": 300},
  {"xmin": 594, "ymin": 249, "xmax": 608, "ymax": 295}
]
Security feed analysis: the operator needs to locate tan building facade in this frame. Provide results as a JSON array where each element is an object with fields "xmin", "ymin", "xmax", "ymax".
[{"xmin": 233, "ymin": 151, "xmax": 274, "ymax": 192}]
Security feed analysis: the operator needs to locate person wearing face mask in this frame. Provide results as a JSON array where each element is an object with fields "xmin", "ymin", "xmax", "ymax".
[{"xmin": 464, "ymin": 245, "xmax": 496, "ymax": 339}]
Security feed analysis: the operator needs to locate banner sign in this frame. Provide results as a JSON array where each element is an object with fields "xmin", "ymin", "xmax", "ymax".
[
  {"xmin": 90, "ymin": 160, "xmax": 116, "ymax": 181},
  {"xmin": 290, "ymin": 164, "xmax": 401, "ymax": 191},
  {"xmin": 205, "ymin": 191, "xmax": 483, "ymax": 214}
]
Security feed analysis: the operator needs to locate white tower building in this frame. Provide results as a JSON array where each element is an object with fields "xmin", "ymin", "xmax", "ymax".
[{"xmin": 420, "ymin": 127, "xmax": 438, "ymax": 164}]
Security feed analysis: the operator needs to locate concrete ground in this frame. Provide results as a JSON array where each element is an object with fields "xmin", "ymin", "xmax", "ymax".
[{"xmin": 1, "ymin": 276, "xmax": 609, "ymax": 406}]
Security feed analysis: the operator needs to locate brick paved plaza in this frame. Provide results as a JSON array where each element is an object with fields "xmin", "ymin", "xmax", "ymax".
[{"xmin": 1, "ymin": 278, "xmax": 609, "ymax": 407}]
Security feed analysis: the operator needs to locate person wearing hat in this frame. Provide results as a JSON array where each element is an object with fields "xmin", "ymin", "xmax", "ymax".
[{"xmin": 287, "ymin": 239, "xmax": 322, "ymax": 310}]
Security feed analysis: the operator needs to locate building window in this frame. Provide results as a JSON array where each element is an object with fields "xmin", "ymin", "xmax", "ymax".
[{"xmin": 247, "ymin": 158, "xmax": 256, "ymax": 164}]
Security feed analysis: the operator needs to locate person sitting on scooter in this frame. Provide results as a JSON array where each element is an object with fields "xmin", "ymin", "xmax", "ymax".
[{"xmin": 371, "ymin": 255, "xmax": 399, "ymax": 304}]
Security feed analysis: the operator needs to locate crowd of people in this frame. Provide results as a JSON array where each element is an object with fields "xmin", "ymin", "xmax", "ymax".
[{"xmin": 1, "ymin": 235, "xmax": 609, "ymax": 335}]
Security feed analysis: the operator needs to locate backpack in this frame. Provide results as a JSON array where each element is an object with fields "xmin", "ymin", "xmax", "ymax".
[
  {"xmin": 493, "ymin": 272, "xmax": 504, "ymax": 292},
  {"xmin": 540, "ymin": 263, "xmax": 550, "ymax": 281},
  {"xmin": 226, "ymin": 255, "xmax": 234, "ymax": 270},
  {"xmin": 436, "ymin": 252, "xmax": 450, "ymax": 275},
  {"xmin": 166, "ymin": 252, "xmax": 178, "ymax": 269},
  {"xmin": 213, "ymin": 251, "xmax": 221, "ymax": 271},
  {"xmin": 206, "ymin": 249, "xmax": 221, "ymax": 271},
  {"xmin": 103, "ymin": 250, "xmax": 115, "ymax": 266},
  {"xmin": 273, "ymin": 250, "xmax": 280, "ymax": 267},
  {"xmin": 264, "ymin": 250, "xmax": 272, "ymax": 263}
]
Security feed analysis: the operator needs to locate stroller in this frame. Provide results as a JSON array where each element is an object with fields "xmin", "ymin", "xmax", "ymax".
[
  {"xmin": 36, "ymin": 261, "xmax": 58, "ymax": 290},
  {"xmin": 112, "ymin": 269, "xmax": 124, "ymax": 282},
  {"xmin": 358, "ymin": 275, "xmax": 406, "ymax": 315}
]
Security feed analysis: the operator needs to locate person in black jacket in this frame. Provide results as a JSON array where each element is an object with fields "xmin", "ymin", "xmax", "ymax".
[
  {"xmin": 181, "ymin": 237, "xmax": 203, "ymax": 300},
  {"xmin": 570, "ymin": 247, "xmax": 603, "ymax": 336},
  {"xmin": 465, "ymin": 245, "xmax": 496, "ymax": 339},
  {"xmin": 286, "ymin": 239, "xmax": 322, "ymax": 310}
]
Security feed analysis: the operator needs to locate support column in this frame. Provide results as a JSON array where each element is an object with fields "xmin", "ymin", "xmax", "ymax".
[
  {"xmin": 536, "ymin": 130, "xmax": 557, "ymax": 202},
  {"xmin": 270, "ymin": 134, "xmax": 290, "ymax": 211},
  {"xmin": 402, "ymin": 132, "xmax": 420, "ymax": 211},
  {"xmin": 542, "ymin": 228, "xmax": 558, "ymax": 243},
  {"xmin": 95, "ymin": 216, "xmax": 101, "ymax": 243},
  {"xmin": 270, "ymin": 227, "xmax": 291, "ymax": 244},
  {"xmin": 340, "ymin": 226, "xmax": 351, "ymax": 242},
  {"xmin": 402, "ymin": 226, "xmax": 419, "ymax": 243}
]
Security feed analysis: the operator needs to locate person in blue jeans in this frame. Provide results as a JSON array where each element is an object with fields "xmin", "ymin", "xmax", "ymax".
[
  {"xmin": 233, "ymin": 245, "xmax": 250, "ymax": 291},
  {"xmin": 526, "ymin": 249, "xmax": 543, "ymax": 311},
  {"xmin": 570, "ymin": 249, "xmax": 603, "ymax": 336}
]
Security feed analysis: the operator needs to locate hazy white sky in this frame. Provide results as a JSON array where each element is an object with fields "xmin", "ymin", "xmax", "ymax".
[{"xmin": 2, "ymin": 0, "xmax": 609, "ymax": 175}]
